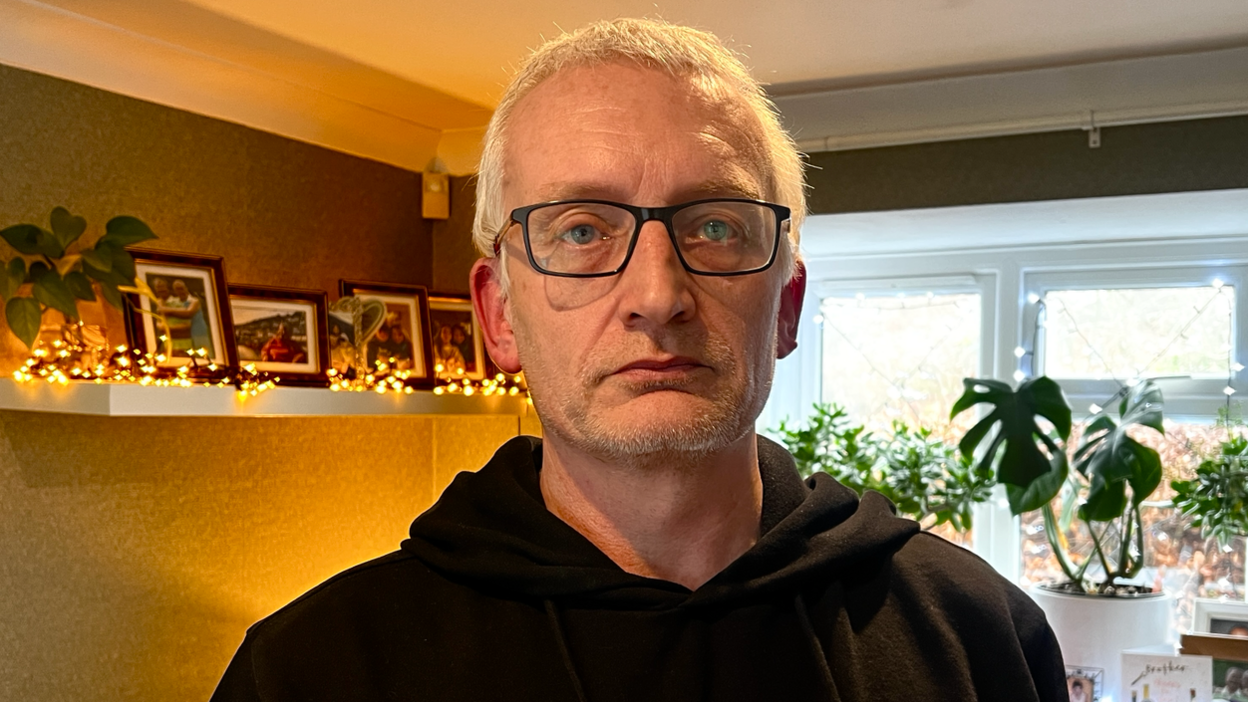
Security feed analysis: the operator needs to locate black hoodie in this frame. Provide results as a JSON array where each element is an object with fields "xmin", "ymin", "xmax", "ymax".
[{"xmin": 211, "ymin": 436, "xmax": 1068, "ymax": 701}]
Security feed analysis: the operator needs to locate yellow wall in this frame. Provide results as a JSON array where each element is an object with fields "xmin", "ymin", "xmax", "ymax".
[{"xmin": 0, "ymin": 64, "xmax": 528, "ymax": 699}]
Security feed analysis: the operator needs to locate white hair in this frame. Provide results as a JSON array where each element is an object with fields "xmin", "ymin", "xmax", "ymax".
[{"xmin": 472, "ymin": 18, "xmax": 805, "ymax": 282}]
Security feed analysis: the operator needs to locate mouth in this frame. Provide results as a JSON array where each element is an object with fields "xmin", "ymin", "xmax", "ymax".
[{"xmin": 609, "ymin": 356, "xmax": 710, "ymax": 383}]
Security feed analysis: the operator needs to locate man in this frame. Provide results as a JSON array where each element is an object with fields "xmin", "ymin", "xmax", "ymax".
[
  {"xmin": 211, "ymin": 18, "xmax": 1066, "ymax": 701},
  {"xmin": 1218, "ymin": 667, "xmax": 1246, "ymax": 702},
  {"xmin": 259, "ymin": 323, "xmax": 305, "ymax": 364}
]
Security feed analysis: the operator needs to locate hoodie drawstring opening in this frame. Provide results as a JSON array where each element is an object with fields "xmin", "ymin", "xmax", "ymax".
[
  {"xmin": 794, "ymin": 593, "xmax": 838, "ymax": 700},
  {"xmin": 546, "ymin": 599, "xmax": 589, "ymax": 702}
]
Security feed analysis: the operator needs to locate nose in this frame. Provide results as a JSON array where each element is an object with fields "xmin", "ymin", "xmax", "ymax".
[{"xmin": 615, "ymin": 220, "xmax": 696, "ymax": 328}]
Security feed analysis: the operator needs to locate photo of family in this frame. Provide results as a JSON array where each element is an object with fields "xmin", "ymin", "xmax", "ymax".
[
  {"xmin": 429, "ymin": 295, "xmax": 486, "ymax": 381},
  {"xmin": 339, "ymin": 280, "xmax": 434, "ymax": 388},
  {"xmin": 130, "ymin": 252, "xmax": 234, "ymax": 375}
]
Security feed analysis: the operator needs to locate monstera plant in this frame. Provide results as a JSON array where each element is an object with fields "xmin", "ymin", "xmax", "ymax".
[
  {"xmin": 952, "ymin": 377, "xmax": 1165, "ymax": 593},
  {"xmin": 0, "ymin": 207, "xmax": 156, "ymax": 348}
]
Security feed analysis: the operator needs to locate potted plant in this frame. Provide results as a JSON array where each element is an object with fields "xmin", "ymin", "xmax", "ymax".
[
  {"xmin": 951, "ymin": 376, "xmax": 1170, "ymax": 701},
  {"xmin": 1171, "ymin": 407, "xmax": 1248, "ymax": 553},
  {"xmin": 775, "ymin": 403, "xmax": 996, "ymax": 534},
  {"xmin": 0, "ymin": 207, "xmax": 157, "ymax": 361}
]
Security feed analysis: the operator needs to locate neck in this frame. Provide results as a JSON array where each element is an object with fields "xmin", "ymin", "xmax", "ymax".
[{"xmin": 539, "ymin": 432, "xmax": 763, "ymax": 590}]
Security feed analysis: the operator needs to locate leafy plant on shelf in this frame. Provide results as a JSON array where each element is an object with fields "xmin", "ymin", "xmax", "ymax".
[
  {"xmin": 775, "ymin": 404, "xmax": 996, "ymax": 532},
  {"xmin": 952, "ymin": 377, "xmax": 1165, "ymax": 593},
  {"xmin": 1171, "ymin": 406, "xmax": 1248, "ymax": 549},
  {"xmin": 0, "ymin": 207, "xmax": 157, "ymax": 348}
]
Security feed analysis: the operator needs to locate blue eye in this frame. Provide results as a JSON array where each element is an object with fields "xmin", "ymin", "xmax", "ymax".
[
  {"xmin": 701, "ymin": 220, "xmax": 731, "ymax": 241},
  {"xmin": 562, "ymin": 224, "xmax": 599, "ymax": 245}
]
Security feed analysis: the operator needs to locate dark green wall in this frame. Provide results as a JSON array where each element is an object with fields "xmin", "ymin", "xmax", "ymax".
[
  {"xmin": 0, "ymin": 62, "xmax": 432, "ymax": 298},
  {"xmin": 806, "ymin": 115, "xmax": 1248, "ymax": 214}
]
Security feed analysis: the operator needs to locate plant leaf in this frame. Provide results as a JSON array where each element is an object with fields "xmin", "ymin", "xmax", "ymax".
[
  {"xmin": 0, "ymin": 257, "xmax": 25, "ymax": 300},
  {"xmin": 1, "ymin": 224, "xmax": 63, "ymax": 258},
  {"xmin": 96, "ymin": 280, "xmax": 123, "ymax": 310},
  {"xmin": 1123, "ymin": 438, "xmax": 1162, "ymax": 508},
  {"xmin": 30, "ymin": 266, "xmax": 79, "ymax": 318},
  {"xmin": 101, "ymin": 216, "xmax": 156, "ymax": 247},
  {"xmin": 49, "ymin": 207, "xmax": 87, "ymax": 250},
  {"xmin": 1006, "ymin": 450, "xmax": 1068, "ymax": 514},
  {"xmin": 5, "ymin": 296, "xmax": 41, "ymax": 348},
  {"xmin": 65, "ymin": 270, "xmax": 96, "ymax": 301},
  {"xmin": 1023, "ymin": 376, "xmax": 1073, "ymax": 441},
  {"xmin": 80, "ymin": 246, "xmax": 113, "ymax": 273}
]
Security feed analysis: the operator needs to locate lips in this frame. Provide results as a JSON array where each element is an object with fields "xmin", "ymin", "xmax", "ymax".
[{"xmin": 611, "ymin": 356, "xmax": 708, "ymax": 376}]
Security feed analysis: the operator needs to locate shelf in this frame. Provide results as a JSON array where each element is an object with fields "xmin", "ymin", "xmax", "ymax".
[{"xmin": 0, "ymin": 379, "xmax": 531, "ymax": 418}]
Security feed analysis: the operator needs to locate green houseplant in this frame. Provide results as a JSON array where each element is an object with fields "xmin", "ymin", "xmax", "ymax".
[
  {"xmin": 0, "ymin": 207, "xmax": 156, "ymax": 348},
  {"xmin": 951, "ymin": 376, "xmax": 1165, "ymax": 593},
  {"xmin": 775, "ymin": 404, "xmax": 996, "ymax": 533},
  {"xmin": 1171, "ymin": 408, "xmax": 1248, "ymax": 549}
]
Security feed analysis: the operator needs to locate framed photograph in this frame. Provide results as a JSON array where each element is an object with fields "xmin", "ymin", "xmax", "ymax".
[
  {"xmin": 228, "ymin": 285, "xmax": 329, "ymax": 387},
  {"xmin": 127, "ymin": 249, "xmax": 235, "ymax": 377},
  {"xmin": 1195, "ymin": 599, "xmax": 1248, "ymax": 638},
  {"xmin": 339, "ymin": 281, "xmax": 434, "ymax": 389},
  {"xmin": 428, "ymin": 293, "xmax": 487, "ymax": 381},
  {"xmin": 1065, "ymin": 665, "xmax": 1102, "ymax": 702},
  {"xmin": 1180, "ymin": 633, "xmax": 1248, "ymax": 702}
]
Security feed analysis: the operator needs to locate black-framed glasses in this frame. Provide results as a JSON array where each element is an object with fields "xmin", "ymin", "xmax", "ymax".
[{"xmin": 493, "ymin": 198, "xmax": 790, "ymax": 278}]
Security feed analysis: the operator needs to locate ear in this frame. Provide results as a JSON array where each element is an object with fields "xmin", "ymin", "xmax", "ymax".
[
  {"xmin": 471, "ymin": 258, "xmax": 522, "ymax": 373},
  {"xmin": 775, "ymin": 261, "xmax": 806, "ymax": 359}
]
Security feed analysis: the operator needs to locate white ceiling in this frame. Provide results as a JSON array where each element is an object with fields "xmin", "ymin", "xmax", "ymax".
[
  {"xmin": 2, "ymin": 0, "xmax": 1246, "ymax": 170},
  {"xmin": 173, "ymin": 0, "xmax": 1248, "ymax": 107}
]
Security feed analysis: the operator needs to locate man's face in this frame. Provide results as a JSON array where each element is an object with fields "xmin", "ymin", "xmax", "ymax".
[
  {"xmin": 152, "ymin": 279, "xmax": 169, "ymax": 299},
  {"xmin": 485, "ymin": 62, "xmax": 798, "ymax": 461},
  {"xmin": 172, "ymin": 280, "xmax": 189, "ymax": 300}
]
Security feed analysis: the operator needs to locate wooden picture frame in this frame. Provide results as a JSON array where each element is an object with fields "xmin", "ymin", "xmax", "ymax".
[
  {"xmin": 428, "ymin": 293, "xmax": 488, "ymax": 382},
  {"xmin": 338, "ymin": 280, "xmax": 434, "ymax": 389},
  {"xmin": 228, "ymin": 284, "xmax": 330, "ymax": 387},
  {"xmin": 1180, "ymin": 632, "xmax": 1248, "ymax": 701},
  {"xmin": 126, "ymin": 249, "xmax": 235, "ymax": 379}
]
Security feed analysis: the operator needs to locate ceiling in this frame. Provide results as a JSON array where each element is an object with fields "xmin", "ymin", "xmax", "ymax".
[
  {"xmin": 152, "ymin": 0, "xmax": 1248, "ymax": 108},
  {"xmin": 2, "ymin": 0, "xmax": 1247, "ymax": 171}
]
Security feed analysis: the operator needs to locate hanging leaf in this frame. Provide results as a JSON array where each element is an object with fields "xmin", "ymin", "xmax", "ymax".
[
  {"xmin": 5, "ymin": 296, "xmax": 41, "ymax": 348},
  {"xmin": 80, "ymin": 246, "xmax": 113, "ymax": 273},
  {"xmin": 96, "ymin": 280, "xmax": 123, "ymax": 310},
  {"xmin": 96, "ymin": 242, "xmax": 137, "ymax": 281},
  {"xmin": 49, "ymin": 207, "xmax": 87, "ymax": 250},
  {"xmin": 1, "ymin": 224, "xmax": 64, "ymax": 258},
  {"xmin": 30, "ymin": 265, "xmax": 79, "ymax": 319},
  {"xmin": 101, "ymin": 216, "xmax": 156, "ymax": 247},
  {"xmin": 1073, "ymin": 381, "xmax": 1165, "ymax": 522},
  {"xmin": 0, "ymin": 257, "xmax": 25, "ymax": 300},
  {"xmin": 65, "ymin": 270, "xmax": 96, "ymax": 301},
  {"xmin": 951, "ymin": 376, "xmax": 1073, "ymax": 515}
]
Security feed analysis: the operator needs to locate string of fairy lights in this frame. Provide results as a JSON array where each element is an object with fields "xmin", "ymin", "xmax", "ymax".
[
  {"xmin": 1014, "ymin": 280, "xmax": 1239, "ymax": 412},
  {"xmin": 12, "ymin": 321, "xmax": 528, "ymax": 402}
]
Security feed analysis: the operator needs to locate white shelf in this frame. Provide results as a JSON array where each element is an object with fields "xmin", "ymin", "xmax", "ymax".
[{"xmin": 0, "ymin": 379, "xmax": 530, "ymax": 418}]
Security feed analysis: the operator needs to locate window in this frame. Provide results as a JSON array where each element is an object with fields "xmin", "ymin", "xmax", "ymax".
[{"xmin": 784, "ymin": 228, "xmax": 1248, "ymax": 591}]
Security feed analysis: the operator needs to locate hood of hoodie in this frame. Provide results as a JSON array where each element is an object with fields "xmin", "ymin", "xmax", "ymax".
[{"xmin": 401, "ymin": 435, "xmax": 918, "ymax": 610}]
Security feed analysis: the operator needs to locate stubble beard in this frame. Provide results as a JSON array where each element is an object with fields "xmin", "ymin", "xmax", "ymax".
[{"xmin": 521, "ymin": 330, "xmax": 776, "ymax": 469}]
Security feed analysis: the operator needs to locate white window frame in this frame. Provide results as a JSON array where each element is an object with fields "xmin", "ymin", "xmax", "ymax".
[{"xmin": 775, "ymin": 233, "xmax": 1248, "ymax": 582}]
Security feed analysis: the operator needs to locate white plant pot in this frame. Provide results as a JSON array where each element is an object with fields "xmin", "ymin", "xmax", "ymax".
[{"xmin": 1031, "ymin": 586, "xmax": 1173, "ymax": 702}]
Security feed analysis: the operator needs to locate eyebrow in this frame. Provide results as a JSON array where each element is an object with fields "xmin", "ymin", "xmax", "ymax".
[{"xmin": 532, "ymin": 176, "xmax": 764, "ymax": 204}]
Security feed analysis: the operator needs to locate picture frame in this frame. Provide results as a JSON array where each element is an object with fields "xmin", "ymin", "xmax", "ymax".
[
  {"xmin": 338, "ymin": 280, "xmax": 434, "ymax": 389},
  {"xmin": 228, "ymin": 284, "xmax": 330, "ymax": 387},
  {"xmin": 1194, "ymin": 599, "xmax": 1248, "ymax": 638},
  {"xmin": 1180, "ymin": 632, "xmax": 1248, "ymax": 702},
  {"xmin": 126, "ymin": 249, "xmax": 235, "ymax": 378},
  {"xmin": 428, "ymin": 293, "xmax": 488, "ymax": 382},
  {"xmin": 1065, "ymin": 665, "xmax": 1102, "ymax": 702}
]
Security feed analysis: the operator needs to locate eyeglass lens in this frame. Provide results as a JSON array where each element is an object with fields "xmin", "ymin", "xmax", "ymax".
[{"xmin": 523, "ymin": 201, "xmax": 777, "ymax": 275}]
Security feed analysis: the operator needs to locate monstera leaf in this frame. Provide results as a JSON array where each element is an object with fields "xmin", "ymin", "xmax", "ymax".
[
  {"xmin": 1071, "ymin": 381, "xmax": 1165, "ymax": 522},
  {"xmin": 951, "ymin": 376, "xmax": 1073, "ymax": 515}
]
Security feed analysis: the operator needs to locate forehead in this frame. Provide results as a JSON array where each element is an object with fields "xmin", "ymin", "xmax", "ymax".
[{"xmin": 502, "ymin": 62, "xmax": 769, "ymax": 207}]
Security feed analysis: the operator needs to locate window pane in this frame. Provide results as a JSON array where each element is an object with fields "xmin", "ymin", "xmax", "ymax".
[
  {"xmin": 1043, "ymin": 286, "xmax": 1234, "ymax": 379},
  {"xmin": 821, "ymin": 292, "xmax": 980, "ymax": 437}
]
